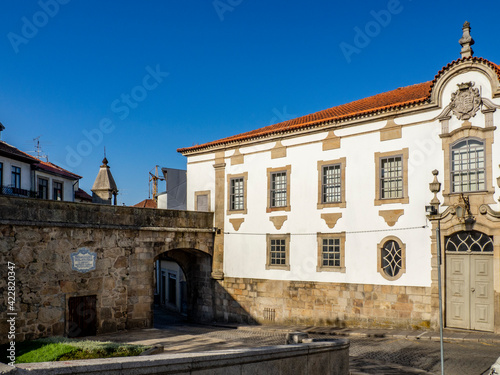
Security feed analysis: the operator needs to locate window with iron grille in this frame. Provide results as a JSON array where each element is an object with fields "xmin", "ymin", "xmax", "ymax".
[
  {"xmin": 451, "ymin": 138, "xmax": 485, "ymax": 193},
  {"xmin": 38, "ymin": 178, "xmax": 48, "ymax": 199},
  {"xmin": 229, "ymin": 177, "xmax": 244, "ymax": 211},
  {"xmin": 270, "ymin": 171, "xmax": 287, "ymax": 207},
  {"xmin": 445, "ymin": 231, "xmax": 493, "ymax": 252},
  {"xmin": 377, "ymin": 236, "xmax": 406, "ymax": 281},
  {"xmin": 266, "ymin": 234, "xmax": 290, "ymax": 270},
  {"xmin": 11, "ymin": 166, "xmax": 21, "ymax": 188},
  {"xmin": 381, "ymin": 240, "xmax": 402, "ymax": 277},
  {"xmin": 53, "ymin": 181, "xmax": 63, "ymax": 201},
  {"xmin": 322, "ymin": 164, "xmax": 341, "ymax": 203},
  {"xmin": 380, "ymin": 156, "xmax": 403, "ymax": 199}
]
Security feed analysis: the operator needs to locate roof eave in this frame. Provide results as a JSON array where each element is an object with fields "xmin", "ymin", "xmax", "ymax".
[{"xmin": 178, "ymin": 97, "xmax": 432, "ymax": 156}]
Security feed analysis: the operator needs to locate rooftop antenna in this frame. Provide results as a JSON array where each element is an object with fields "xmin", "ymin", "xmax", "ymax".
[{"xmin": 31, "ymin": 136, "xmax": 49, "ymax": 162}]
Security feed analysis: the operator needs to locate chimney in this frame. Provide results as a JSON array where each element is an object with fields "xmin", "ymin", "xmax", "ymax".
[{"xmin": 459, "ymin": 21, "xmax": 474, "ymax": 58}]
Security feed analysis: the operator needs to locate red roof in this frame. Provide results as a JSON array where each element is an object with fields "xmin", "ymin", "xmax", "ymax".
[
  {"xmin": 133, "ymin": 199, "xmax": 157, "ymax": 208},
  {"xmin": 35, "ymin": 159, "xmax": 81, "ymax": 180},
  {"xmin": 178, "ymin": 57, "xmax": 500, "ymax": 154},
  {"xmin": 0, "ymin": 141, "xmax": 39, "ymax": 163},
  {"xmin": 75, "ymin": 188, "xmax": 92, "ymax": 202},
  {"xmin": 0, "ymin": 140, "xmax": 81, "ymax": 180}
]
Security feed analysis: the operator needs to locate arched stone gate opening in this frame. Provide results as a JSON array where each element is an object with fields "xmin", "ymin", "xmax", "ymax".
[
  {"xmin": 154, "ymin": 248, "xmax": 214, "ymax": 323},
  {"xmin": 0, "ymin": 196, "xmax": 215, "ymax": 344}
]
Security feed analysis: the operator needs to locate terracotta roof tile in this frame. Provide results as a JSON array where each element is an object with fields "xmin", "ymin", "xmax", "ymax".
[
  {"xmin": 0, "ymin": 141, "xmax": 39, "ymax": 163},
  {"xmin": 133, "ymin": 199, "xmax": 157, "ymax": 208},
  {"xmin": 178, "ymin": 82, "xmax": 431, "ymax": 153},
  {"xmin": 429, "ymin": 56, "xmax": 500, "ymax": 93},
  {"xmin": 178, "ymin": 57, "xmax": 500, "ymax": 154},
  {"xmin": 75, "ymin": 188, "xmax": 92, "ymax": 202},
  {"xmin": 35, "ymin": 159, "xmax": 82, "ymax": 180},
  {"xmin": 0, "ymin": 140, "xmax": 81, "ymax": 180}
]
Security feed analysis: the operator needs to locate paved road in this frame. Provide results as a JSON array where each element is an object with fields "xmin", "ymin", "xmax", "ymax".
[
  {"xmin": 347, "ymin": 336, "xmax": 499, "ymax": 374},
  {"xmin": 89, "ymin": 310, "xmax": 500, "ymax": 375}
]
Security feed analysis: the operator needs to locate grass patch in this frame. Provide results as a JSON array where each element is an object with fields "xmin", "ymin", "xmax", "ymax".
[{"xmin": 0, "ymin": 337, "xmax": 150, "ymax": 364}]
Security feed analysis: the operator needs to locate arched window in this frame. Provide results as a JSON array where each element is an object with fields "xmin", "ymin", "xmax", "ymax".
[
  {"xmin": 450, "ymin": 138, "xmax": 485, "ymax": 193},
  {"xmin": 445, "ymin": 231, "xmax": 493, "ymax": 252},
  {"xmin": 377, "ymin": 236, "xmax": 406, "ymax": 281}
]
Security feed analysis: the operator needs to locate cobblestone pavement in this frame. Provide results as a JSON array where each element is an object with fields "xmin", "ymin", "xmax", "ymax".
[{"xmin": 86, "ymin": 311, "xmax": 500, "ymax": 375}]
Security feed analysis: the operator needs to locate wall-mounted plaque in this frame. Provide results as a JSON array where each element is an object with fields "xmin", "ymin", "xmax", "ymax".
[{"xmin": 71, "ymin": 248, "xmax": 97, "ymax": 273}]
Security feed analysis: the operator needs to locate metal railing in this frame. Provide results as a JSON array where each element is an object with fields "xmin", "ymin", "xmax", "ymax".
[{"xmin": 0, "ymin": 186, "xmax": 39, "ymax": 198}]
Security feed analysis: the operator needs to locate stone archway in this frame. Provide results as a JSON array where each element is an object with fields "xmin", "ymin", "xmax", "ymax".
[
  {"xmin": 0, "ymin": 196, "xmax": 215, "ymax": 344},
  {"xmin": 153, "ymin": 248, "xmax": 214, "ymax": 323}
]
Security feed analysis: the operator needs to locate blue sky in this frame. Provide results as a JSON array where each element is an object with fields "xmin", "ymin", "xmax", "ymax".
[{"xmin": 1, "ymin": 0, "xmax": 499, "ymax": 205}]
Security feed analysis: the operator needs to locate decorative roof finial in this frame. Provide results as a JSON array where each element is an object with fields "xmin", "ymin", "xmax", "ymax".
[
  {"xmin": 102, "ymin": 147, "xmax": 108, "ymax": 166},
  {"xmin": 459, "ymin": 21, "xmax": 474, "ymax": 58}
]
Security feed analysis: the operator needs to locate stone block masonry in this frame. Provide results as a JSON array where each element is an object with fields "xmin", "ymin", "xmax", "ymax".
[
  {"xmin": 216, "ymin": 277, "xmax": 433, "ymax": 330},
  {"xmin": 0, "ymin": 196, "xmax": 214, "ymax": 344}
]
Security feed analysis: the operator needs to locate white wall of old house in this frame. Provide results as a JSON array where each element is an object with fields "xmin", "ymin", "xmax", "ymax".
[
  {"xmin": 185, "ymin": 66, "xmax": 500, "ymax": 287},
  {"xmin": 0, "ymin": 157, "xmax": 32, "ymax": 190},
  {"xmin": 186, "ymin": 153, "xmax": 216, "ymax": 211},
  {"xmin": 34, "ymin": 170, "xmax": 77, "ymax": 201}
]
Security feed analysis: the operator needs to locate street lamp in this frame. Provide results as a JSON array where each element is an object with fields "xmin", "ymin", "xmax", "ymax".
[
  {"xmin": 426, "ymin": 169, "xmax": 444, "ymax": 375},
  {"xmin": 455, "ymin": 193, "xmax": 475, "ymax": 231}
]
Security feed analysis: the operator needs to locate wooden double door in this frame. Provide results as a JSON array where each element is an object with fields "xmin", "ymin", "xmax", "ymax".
[{"xmin": 445, "ymin": 231, "xmax": 494, "ymax": 332}]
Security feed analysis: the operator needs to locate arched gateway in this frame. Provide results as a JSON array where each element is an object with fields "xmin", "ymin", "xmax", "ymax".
[{"xmin": 0, "ymin": 196, "xmax": 214, "ymax": 344}]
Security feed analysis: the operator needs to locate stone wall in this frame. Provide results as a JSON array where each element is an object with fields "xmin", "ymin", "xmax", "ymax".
[
  {"xmin": 215, "ymin": 277, "xmax": 434, "ymax": 330},
  {"xmin": 0, "ymin": 196, "xmax": 214, "ymax": 344}
]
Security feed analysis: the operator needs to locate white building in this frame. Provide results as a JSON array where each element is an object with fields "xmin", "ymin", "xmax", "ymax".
[
  {"xmin": 0, "ymin": 125, "xmax": 82, "ymax": 202},
  {"xmin": 178, "ymin": 23, "xmax": 500, "ymax": 332}
]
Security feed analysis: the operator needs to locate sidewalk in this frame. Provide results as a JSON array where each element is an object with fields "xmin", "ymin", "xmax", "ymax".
[
  {"xmin": 220, "ymin": 323, "xmax": 500, "ymax": 344},
  {"xmin": 85, "ymin": 321, "xmax": 499, "ymax": 374}
]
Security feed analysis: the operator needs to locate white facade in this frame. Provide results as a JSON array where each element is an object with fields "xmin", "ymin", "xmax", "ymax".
[
  {"xmin": 34, "ymin": 169, "xmax": 79, "ymax": 202},
  {"xmin": 180, "ymin": 49, "xmax": 500, "ymax": 331},
  {"xmin": 0, "ymin": 156, "xmax": 33, "ymax": 191},
  {"xmin": 0, "ymin": 140, "xmax": 81, "ymax": 202}
]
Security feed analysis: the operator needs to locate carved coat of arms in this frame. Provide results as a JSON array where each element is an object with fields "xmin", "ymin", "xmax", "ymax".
[{"xmin": 450, "ymin": 82, "xmax": 481, "ymax": 120}]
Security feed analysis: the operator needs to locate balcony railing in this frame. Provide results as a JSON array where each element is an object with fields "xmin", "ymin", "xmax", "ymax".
[{"xmin": 1, "ymin": 186, "xmax": 39, "ymax": 198}]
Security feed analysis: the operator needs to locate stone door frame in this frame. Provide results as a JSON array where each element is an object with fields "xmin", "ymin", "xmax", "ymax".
[{"xmin": 430, "ymin": 204, "xmax": 500, "ymax": 333}]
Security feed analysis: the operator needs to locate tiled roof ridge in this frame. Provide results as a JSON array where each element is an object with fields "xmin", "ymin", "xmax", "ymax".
[
  {"xmin": 36, "ymin": 159, "xmax": 82, "ymax": 179},
  {"xmin": 0, "ymin": 140, "xmax": 40, "ymax": 162},
  {"xmin": 177, "ymin": 82, "xmax": 431, "ymax": 153},
  {"xmin": 428, "ymin": 56, "xmax": 500, "ymax": 94},
  {"xmin": 178, "ymin": 57, "xmax": 500, "ymax": 154}
]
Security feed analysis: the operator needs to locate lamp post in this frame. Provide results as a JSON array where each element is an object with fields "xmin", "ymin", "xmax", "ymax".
[{"xmin": 426, "ymin": 170, "xmax": 444, "ymax": 375}]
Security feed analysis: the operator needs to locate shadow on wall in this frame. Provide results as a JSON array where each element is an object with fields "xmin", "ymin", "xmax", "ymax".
[{"xmin": 154, "ymin": 248, "xmax": 257, "ymax": 325}]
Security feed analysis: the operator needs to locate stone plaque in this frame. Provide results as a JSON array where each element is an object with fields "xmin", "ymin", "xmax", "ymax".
[{"xmin": 71, "ymin": 248, "xmax": 96, "ymax": 273}]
